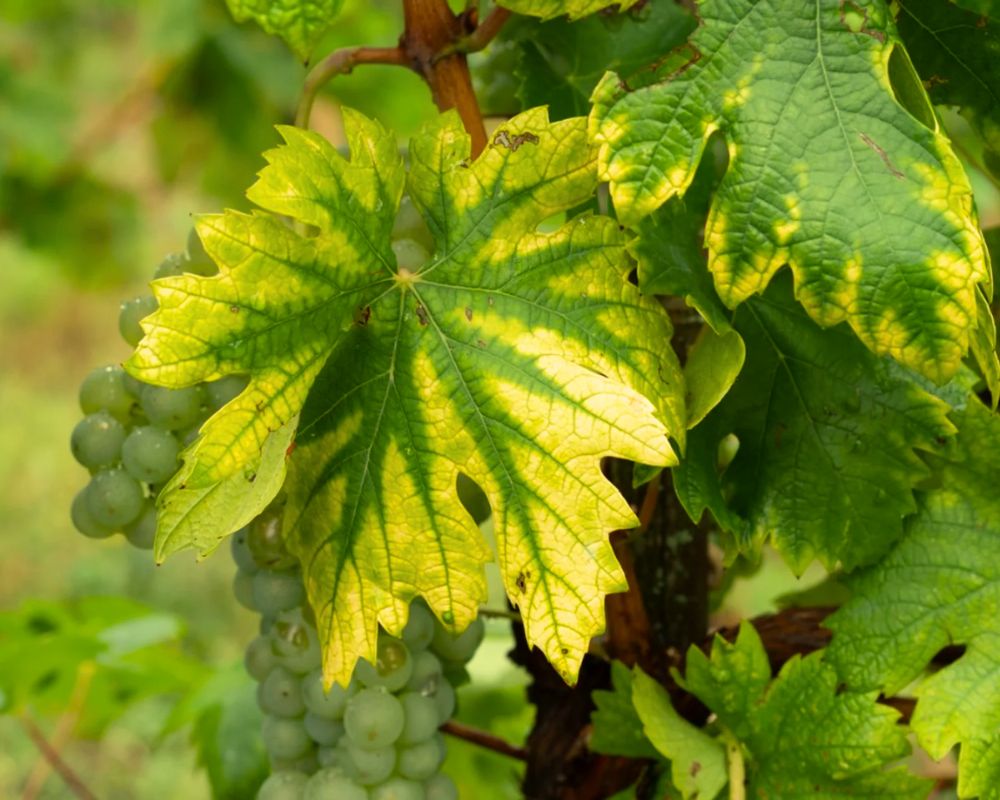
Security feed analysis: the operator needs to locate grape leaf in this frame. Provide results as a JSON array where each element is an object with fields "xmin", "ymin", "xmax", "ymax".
[
  {"xmin": 826, "ymin": 399, "xmax": 1000, "ymax": 798},
  {"xmin": 682, "ymin": 327, "xmax": 745, "ymax": 429},
  {"xmin": 224, "ymin": 0, "xmax": 343, "ymax": 62},
  {"xmin": 498, "ymin": 0, "xmax": 642, "ymax": 21},
  {"xmin": 508, "ymin": 2, "xmax": 696, "ymax": 120},
  {"xmin": 679, "ymin": 623, "xmax": 929, "ymax": 798},
  {"xmin": 590, "ymin": 661, "xmax": 659, "ymax": 759},
  {"xmin": 674, "ymin": 277, "xmax": 954, "ymax": 571},
  {"xmin": 130, "ymin": 107, "xmax": 685, "ymax": 687},
  {"xmin": 952, "ymin": 0, "xmax": 1000, "ymax": 17},
  {"xmin": 631, "ymin": 668, "xmax": 727, "ymax": 800},
  {"xmin": 590, "ymin": 0, "xmax": 992, "ymax": 382}
]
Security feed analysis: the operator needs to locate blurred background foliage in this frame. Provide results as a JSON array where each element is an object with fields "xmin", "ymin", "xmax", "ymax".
[{"xmin": 0, "ymin": 0, "xmax": 997, "ymax": 797}]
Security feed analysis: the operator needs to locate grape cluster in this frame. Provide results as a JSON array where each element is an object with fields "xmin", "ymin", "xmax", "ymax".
[
  {"xmin": 233, "ymin": 504, "xmax": 482, "ymax": 800},
  {"xmin": 69, "ymin": 230, "xmax": 245, "ymax": 548}
]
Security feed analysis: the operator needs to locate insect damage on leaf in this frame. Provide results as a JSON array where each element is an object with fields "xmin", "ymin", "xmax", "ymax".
[
  {"xmin": 128, "ymin": 106, "xmax": 685, "ymax": 687},
  {"xmin": 590, "ymin": 0, "xmax": 993, "ymax": 384}
]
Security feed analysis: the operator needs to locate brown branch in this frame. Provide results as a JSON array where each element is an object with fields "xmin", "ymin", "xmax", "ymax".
[
  {"xmin": 441, "ymin": 719, "xmax": 528, "ymax": 761},
  {"xmin": 402, "ymin": 0, "xmax": 488, "ymax": 156},
  {"xmin": 296, "ymin": 45, "xmax": 407, "ymax": 128},
  {"xmin": 440, "ymin": 6, "xmax": 513, "ymax": 57},
  {"xmin": 19, "ymin": 717, "xmax": 97, "ymax": 800}
]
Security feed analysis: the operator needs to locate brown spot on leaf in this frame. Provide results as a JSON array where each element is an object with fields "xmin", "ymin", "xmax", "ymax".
[
  {"xmin": 516, "ymin": 570, "xmax": 530, "ymax": 593},
  {"xmin": 464, "ymin": 306, "xmax": 473, "ymax": 321},
  {"xmin": 839, "ymin": 0, "xmax": 885, "ymax": 41},
  {"xmin": 476, "ymin": 339, "xmax": 487, "ymax": 348},
  {"xmin": 859, "ymin": 132, "xmax": 904, "ymax": 179},
  {"xmin": 690, "ymin": 761, "xmax": 702, "ymax": 777},
  {"xmin": 230, "ymin": 305, "xmax": 240, "ymax": 313},
  {"xmin": 492, "ymin": 129, "xmax": 540, "ymax": 152},
  {"xmin": 286, "ymin": 441, "xmax": 297, "ymax": 458},
  {"xmin": 415, "ymin": 304, "xmax": 429, "ymax": 326},
  {"xmin": 355, "ymin": 306, "xmax": 372, "ymax": 327}
]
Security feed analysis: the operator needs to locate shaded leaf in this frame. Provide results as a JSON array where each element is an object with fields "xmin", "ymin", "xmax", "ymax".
[
  {"xmin": 590, "ymin": 660, "xmax": 659, "ymax": 759},
  {"xmin": 224, "ymin": 0, "xmax": 344, "ymax": 62},
  {"xmin": 499, "ymin": 0, "xmax": 642, "ymax": 22}
]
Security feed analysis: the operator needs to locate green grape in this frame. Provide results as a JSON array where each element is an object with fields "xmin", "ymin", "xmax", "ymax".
[
  {"xmin": 233, "ymin": 570, "xmax": 257, "ymax": 611},
  {"xmin": 206, "ymin": 374, "xmax": 248, "ymax": 410},
  {"xmin": 430, "ymin": 617, "xmax": 483, "ymax": 663},
  {"xmin": 317, "ymin": 746, "xmax": 338, "ymax": 768},
  {"xmin": 398, "ymin": 691, "xmax": 440, "ymax": 745},
  {"xmin": 259, "ymin": 666, "xmax": 306, "ymax": 717},
  {"xmin": 433, "ymin": 680, "xmax": 455, "ymax": 724},
  {"xmin": 344, "ymin": 688, "xmax": 405, "ymax": 750},
  {"xmin": 305, "ymin": 712, "xmax": 344, "ymax": 747},
  {"xmin": 397, "ymin": 734, "xmax": 445, "ymax": 781},
  {"xmin": 345, "ymin": 742, "xmax": 395, "ymax": 785},
  {"xmin": 257, "ymin": 770, "xmax": 309, "ymax": 800},
  {"xmin": 303, "ymin": 768, "xmax": 368, "ymax": 800},
  {"xmin": 122, "ymin": 371, "xmax": 146, "ymax": 402},
  {"xmin": 245, "ymin": 635, "xmax": 278, "ymax": 681},
  {"xmin": 71, "ymin": 488, "xmax": 116, "ymax": 539},
  {"xmin": 252, "ymin": 569, "xmax": 305, "ymax": 616},
  {"xmin": 123, "ymin": 501, "xmax": 157, "ymax": 550},
  {"xmin": 406, "ymin": 651, "xmax": 443, "ymax": 695},
  {"xmin": 248, "ymin": 501, "xmax": 296, "ymax": 569},
  {"xmin": 391, "ymin": 197, "xmax": 434, "ymax": 252},
  {"xmin": 401, "ymin": 603, "xmax": 435, "ymax": 652},
  {"xmin": 262, "ymin": 715, "xmax": 313, "ymax": 760},
  {"xmin": 140, "ymin": 384, "xmax": 206, "ymax": 430},
  {"xmin": 231, "ymin": 527, "xmax": 259, "ymax": 574},
  {"xmin": 325, "ymin": 743, "xmax": 361, "ymax": 779},
  {"xmin": 79, "ymin": 365, "xmax": 136, "ymax": 421},
  {"xmin": 71, "ymin": 412, "xmax": 126, "ymax": 470},
  {"xmin": 370, "ymin": 777, "xmax": 424, "ymax": 800},
  {"xmin": 355, "ymin": 636, "xmax": 413, "ymax": 692},
  {"xmin": 302, "ymin": 669, "xmax": 353, "ymax": 719},
  {"xmin": 121, "ymin": 426, "xmax": 179, "ymax": 484},
  {"xmin": 441, "ymin": 663, "xmax": 470, "ymax": 689},
  {"xmin": 424, "ymin": 774, "xmax": 458, "ymax": 800},
  {"xmin": 154, "ymin": 252, "xmax": 187, "ymax": 279},
  {"xmin": 118, "ymin": 295, "xmax": 158, "ymax": 347},
  {"xmin": 272, "ymin": 609, "xmax": 321, "ymax": 673},
  {"xmin": 85, "ymin": 468, "xmax": 145, "ymax": 528},
  {"xmin": 391, "ymin": 239, "xmax": 430, "ymax": 273}
]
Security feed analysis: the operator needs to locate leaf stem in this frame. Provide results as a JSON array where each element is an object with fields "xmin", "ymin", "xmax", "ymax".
[
  {"xmin": 295, "ymin": 45, "xmax": 406, "ymax": 129},
  {"xmin": 723, "ymin": 727, "xmax": 746, "ymax": 800},
  {"xmin": 478, "ymin": 606, "xmax": 521, "ymax": 621},
  {"xmin": 441, "ymin": 719, "xmax": 528, "ymax": 761},
  {"xmin": 438, "ymin": 6, "xmax": 512, "ymax": 58},
  {"xmin": 19, "ymin": 716, "xmax": 97, "ymax": 800}
]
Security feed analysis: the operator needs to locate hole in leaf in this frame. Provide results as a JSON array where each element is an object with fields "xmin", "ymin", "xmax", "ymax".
[
  {"xmin": 457, "ymin": 473, "xmax": 491, "ymax": 525},
  {"xmin": 932, "ymin": 643, "xmax": 966, "ymax": 667},
  {"xmin": 888, "ymin": 44, "xmax": 937, "ymax": 131}
]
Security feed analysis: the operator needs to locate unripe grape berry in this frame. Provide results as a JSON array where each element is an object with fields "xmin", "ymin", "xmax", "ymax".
[
  {"xmin": 257, "ymin": 771, "xmax": 309, "ymax": 800},
  {"xmin": 424, "ymin": 774, "xmax": 459, "ymax": 800},
  {"xmin": 355, "ymin": 635, "xmax": 413, "ymax": 692},
  {"xmin": 121, "ymin": 426, "xmax": 180, "ymax": 484},
  {"xmin": 205, "ymin": 374, "xmax": 248, "ymax": 410},
  {"xmin": 154, "ymin": 252, "xmax": 187, "ymax": 279},
  {"xmin": 123, "ymin": 501, "xmax": 157, "ymax": 550},
  {"xmin": 259, "ymin": 666, "xmax": 306, "ymax": 718},
  {"xmin": 71, "ymin": 411, "xmax": 126, "ymax": 470},
  {"xmin": 79, "ymin": 365, "xmax": 136, "ymax": 421},
  {"xmin": 271, "ymin": 609, "xmax": 321, "ymax": 674},
  {"xmin": 252, "ymin": 569, "xmax": 305, "ymax": 616},
  {"xmin": 397, "ymin": 733, "xmax": 445, "ymax": 780},
  {"xmin": 304, "ymin": 712, "xmax": 344, "ymax": 747},
  {"xmin": 433, "ymin": 679, "xmax": 455, "ymax": 724},
  {"xmin": 71, "ymin": 488, "xmax": 116, "ymax": 539},
  {"xmin": 302, "ymin": 669, "xmax": 354, "ymax": 720},
  {"xmin": 398, "ymin": 691, "xmax": 440, "ymax": 745},
  {"xmin": 233, "ymin": 570, "xmax": 256, "ymax": 611},
  {"xmin": 303, "ymin": 767, "xmax": 368, "ymax": 800},
  {"xmin": 431, "ymin": 617, "xmax": 484, "ymax": 663},
  {"xmin": 401, "ymin": 602, "xmax": 435, "ymax": 651},
  {"xmin": 230, "ymin": 527, "xmax": 258, "ymax": 574},
  {"xmin": 244, "ymin": 635, "xmax": 277, "ymax": 681},
  {"xmin": 262, "ymin": 715, "xmax": 313, "ymax": 760},
  {"xmin": 371, "ymin": 777, "xmax": 424, "ymax": 800},
  {"xmin": 140, "ymin": 384, "xmax": 206, "ymax": 430},
  {"xmin": 345, "ymin": 741, "xmax": 395, "ymax": 785},
  {"xmin": 85, "ymin": 468, "xmax": 145, "ymax": 528},
  {"xmin": 248, "ymin": 502, "xmax": 296, "ymax": 569},
  {"xmin": 406, "ymin": 651, "xmax": 443, "ymax": 695},
  {"xmin": 344, "ymin": 688, "xmax": 405, "ymax": 749},
  {"xmin": 118, "ymin": 295, "xmax": 158, "ymax": 347}
]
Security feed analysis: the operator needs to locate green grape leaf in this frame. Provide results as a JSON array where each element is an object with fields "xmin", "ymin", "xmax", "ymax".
[
  {"xmin": 498, "ymin": 0, "xmax": 642, "ymax": 21},
  {"xmin": 164, "ymin": 664, "xmax": 269, "ymax": 800},
  {"xmin": 632, "ymin": 668, "xmax": 727, "ymax": 800},
  {"xmin": 590, "ymin": 661, "xmax": 659, "ymax": 759},
  {"xmin": 674, "ymin": 277, "xmax": 954, "ymax": 571},
  {"xmin": 680, "ymin": 623, "xmax": 929, "ymax": 798},
  {"xmin": 224, "ymin": 0, "xmax": 343, "ymax": 62},
  {"xmin": 951, "ymin": 0, "xmax": 1000, "ymax": 18},
  {"xmin": 826, "ymin": 400, "xmax": 1000, "ymax": 798},
  {"xmin": 590, "ymin": 0, "xmax": 992, "ymax": 382},
  {"xmin": 155, "ymin": 418, "xmax": 296, "ymax": 561},
  {"xmin": 131, "ymin": 107, "xmax": 685, "ymax": 687},
  {"xmin": 682, "ymin": 327, "xmax": 745, "ymax": 429},
  {"xmin": 508, "ymin": 2, "xmax": 696, "ymax": 120}
]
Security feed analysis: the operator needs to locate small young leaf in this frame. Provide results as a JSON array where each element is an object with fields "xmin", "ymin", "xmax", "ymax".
[
  {"xmin": 632, "ymin": 669, "xmax": 727, "ymax": 800},
  {"xmin": 827, "ymin": 399, "xmax": 1000, "ymax": 797},
  {"xmin": 590, "ymin": 661, "xmax": 658, "ymax": 759},
  {"xmin": 224, "ymin": 0, "xmax": 344, "ymax": 62},
  {"xmin": 681, "ymin": 623, "xmax": 929, "ymax": 797},
  {"xmin": 682, "ymin": 327, "xmax": 745, "ymax": 429},
  {"xmin": 590, "ymin": 0, "xmax": 993, "ymax": 382}
]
